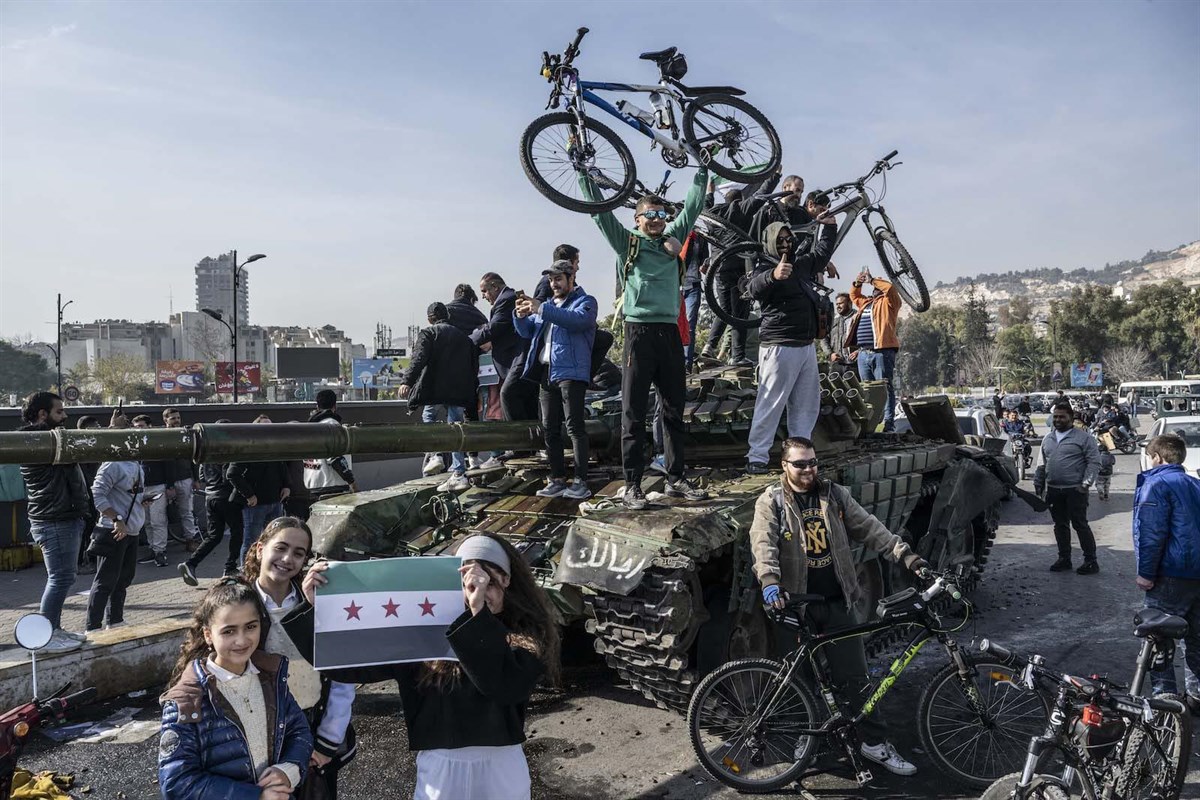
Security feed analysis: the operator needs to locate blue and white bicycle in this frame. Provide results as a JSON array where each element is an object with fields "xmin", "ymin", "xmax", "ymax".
[{"xmin": 520, "ymin": 27, "xmax": 782, "ymax": 214}]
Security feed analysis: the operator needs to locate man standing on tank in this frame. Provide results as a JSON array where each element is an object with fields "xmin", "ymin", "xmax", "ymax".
[
  {"xmin": 580, "ymin": 166, "xmax": 710, "ymax": 509},
  {"xmin": 749, "ymin": 436, "xmax": 928, "ymax": 776}
]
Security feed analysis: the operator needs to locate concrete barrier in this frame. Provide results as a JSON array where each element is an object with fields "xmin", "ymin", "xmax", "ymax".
[{"xmin": 0, "ymin": 618, "xmax": 191, "ymax": 710}]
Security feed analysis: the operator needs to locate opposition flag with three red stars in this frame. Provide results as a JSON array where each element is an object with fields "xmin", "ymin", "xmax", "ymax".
[{"xmin": 312, "ymin": 556, "xmax": 463, "ymax": 669}]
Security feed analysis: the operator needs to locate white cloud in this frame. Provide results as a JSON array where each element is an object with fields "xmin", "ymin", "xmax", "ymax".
[{"xmin": 2, "ymin": 22, "xmax": 77, "ymax": 52}]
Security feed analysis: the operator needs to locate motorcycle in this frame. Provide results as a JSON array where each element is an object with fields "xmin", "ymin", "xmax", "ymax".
[
  {"xmin": 1095, "ymin": 420, "xmax": 1141, "ymax": 455},
  {"xmin": 0, "ymin": 614, "xmax": 96, "ymax": 798},
  {"xmin": 1009, "ymin": 431, "xmax": 1034, "ymax": 482}
]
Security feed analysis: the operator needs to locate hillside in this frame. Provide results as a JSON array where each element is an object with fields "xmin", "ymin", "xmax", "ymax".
[{"xmin": 925, "ymin": 240, "xmax": 1200, "ymax": 318}]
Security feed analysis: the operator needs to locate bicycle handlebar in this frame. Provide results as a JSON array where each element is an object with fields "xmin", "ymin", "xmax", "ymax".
[
  {"xmin": 980, "ymin": 638, "xmax": 1016, "ymax": 665},
  {"xmin": 882, "ymin": 149, "xmax": 899, "ymax": 162},
  {"xmin": 40, "ymin": 686, "xmax": 96, "ymax": 717},
  {"xmin": 563, "ymin": 27, "xmax": 589, "ymax": 65}
]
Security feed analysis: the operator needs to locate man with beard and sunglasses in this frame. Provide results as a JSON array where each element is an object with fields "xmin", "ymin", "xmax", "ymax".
[
  {"xmin": 748, "ymin": 436, "xmax": 929, "ymax": 777},
  {"xmin": 18, "ymin": 391, "xmax": 91, "ymax": 651}
]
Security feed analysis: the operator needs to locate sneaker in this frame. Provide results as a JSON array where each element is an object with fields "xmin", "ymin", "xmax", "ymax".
[
  {"xmin": 222, "ymin": 567, "xmax": 241, "ymax": 578},
  {"xmin": 731, "ymin": 357, "xmax": 753, "ymax": 367},
  {"xmin": 562, "ymin": 480, "xmax": 593, "ymax": 500},
  {"xmin": 1076, "ymin": 559, "xmax": 1100, "ymax": 575},
  {"xmin": 468, "ymin": 455, "xmax": 481, "ymax": 470},
  {"xmin": 1049, "ymin": 557, "xmax": 1073, "ymax": 572},
  {"xmin": 536, "ymin": 479, "xmax": 568, "ymax": 498},
  {"xmin": 860, "ymin": 741, "xmax": 917, "ymax": 776},
  {"xmin": 41, "ymin": 631, "xmax": 83, "ymax": 653},
  {"xmin": 105, "ymin": 621, "xmax": 127, "ymax": 631},
  {"xmin": 666, "ymin": 477, "xmax": 709, "ymax": 501},
  {"xmin": 57, "ymin": 629, "xmax": 87, "ymax": 643},
  {"xmin": 475, "ymin": 456, "xmax": 503, "ymax": 471},
  {"xmin": 745, "ymin": 461, "xmax": 771, "ymax": 475},
  {"xmin": 154, "ymin": 552, "xmax": 169, "ymax": 568},
  {"xmin": 497, "ymin": 450, "xmax": 517, "ymax": 462},
  {"xmin": 422, "ymin": 454, "xmax": 446, "ymax": 476},
  {"xmin": 623, "ymin": 483, "xmax": 648, "ymax": 510},
  {"xmin": 648, "ymin": 455, "xmax": 668, "ymax": 475},
  {"xmin": 437, "ymin": 473, "xmax": 470, "ymax": 492},
  {"xmin": 178, "ymin": 562, "xmax": 198, "ymax": 586},
  {"xmin": 137, "ymin": 552, "xmax": 156, "ymax": 565}
]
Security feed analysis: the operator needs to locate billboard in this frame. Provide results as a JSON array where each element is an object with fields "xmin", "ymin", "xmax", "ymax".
[
  {"xmin": 155, "ymin": 360, "xmax": 207, "ymax": 394},
  {"xmin": 1070, "ymin": 362, "xmax": 1104, "ymax": 388},
  {"xmin": 352, "ymin": 357, "xmax": 406, "ymax": 386},
  {"xmin": 216, "ymin": 362, "xmax": 261, "ymax": 393},
  {"xmin": 277, "ymin": 347, "xmax": 340, "ymax": 380}
]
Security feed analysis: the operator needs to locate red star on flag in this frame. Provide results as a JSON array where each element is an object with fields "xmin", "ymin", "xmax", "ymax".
[
  {"xmin": 344, "ymin": 601, "xmax": 362, "ymax": 621},
  {"xmin": 418, "ymin": 596, "xmax": 437, "ymax": 617},
  {"xmin": 382, "ymin": 598, "xmax": 400, "ymax": 618}
]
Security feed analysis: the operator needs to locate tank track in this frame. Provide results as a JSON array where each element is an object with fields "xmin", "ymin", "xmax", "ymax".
[{"xmin": 585, "ymin": 567, "xmax": 706, "ymax": 713}]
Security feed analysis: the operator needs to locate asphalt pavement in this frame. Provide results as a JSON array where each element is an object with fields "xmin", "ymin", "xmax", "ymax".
[{"xmin": 12, "ymin": 452, "xmax": 1200, "ymax": 799}]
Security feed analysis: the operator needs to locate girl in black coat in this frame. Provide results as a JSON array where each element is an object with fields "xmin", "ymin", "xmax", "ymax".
[{"xmin": 293, "ymin": 533, "xmax": 559, "ymax": 800}]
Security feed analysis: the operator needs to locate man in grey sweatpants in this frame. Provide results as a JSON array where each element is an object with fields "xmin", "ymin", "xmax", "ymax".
[{"xmin": 744, "ymin": 220, "xmax": 838, "ymax": 473}]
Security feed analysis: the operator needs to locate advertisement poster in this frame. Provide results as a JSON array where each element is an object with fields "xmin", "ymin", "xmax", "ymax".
[
  {"xmin": 216, "ymin": 362, "xmax": 261, "ymax": 393},
  {"xmin": 155, "ymin": 361, "xmax": 206, "ymax": 394},
  {"xmin": 1070, "ymin": 362, "xmax": 1104, "ymax": 388},
  {"xmin": 352, "ymin": 357, "xmax": 407, "ymax": 386}
]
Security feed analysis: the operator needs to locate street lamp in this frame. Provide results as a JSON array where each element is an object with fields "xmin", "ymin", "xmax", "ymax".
[
  {"xmin": 202, "ymin": 308, "xmax": 236, "ymax": 398},
  {"xmin": 46, "ymin": 294, "xmax": 75, "ymax": 394},
  {"xmin": 231, "ymin": 250, "xmax": 266, "ymax": 402}
]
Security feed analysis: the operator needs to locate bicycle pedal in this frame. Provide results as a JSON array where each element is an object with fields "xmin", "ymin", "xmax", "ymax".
[{"xmin": 855, "ymin": 769, "xmax": 873, "ymax": 786}]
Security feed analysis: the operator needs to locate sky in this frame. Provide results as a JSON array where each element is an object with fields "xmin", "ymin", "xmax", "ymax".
[{"xmin": 2, "ymin": 0, "xmax": 1198, "ymax": 349}]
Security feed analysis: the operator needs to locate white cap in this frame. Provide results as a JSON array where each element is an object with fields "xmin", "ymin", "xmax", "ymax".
[{"xmin": 455, "ymin": 535, "xmax": 511, "ymax": 575}]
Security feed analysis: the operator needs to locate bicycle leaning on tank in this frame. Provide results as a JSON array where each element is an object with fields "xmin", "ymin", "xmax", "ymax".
[
  {"xmin": 979, "ymin": 608, "xmax": 1193, "ymax": 800},
  {"xmin": 685, "ymin": 560, "xmax": 1050, "ymax": 793},
  {"xmin": 520, "ymin": 27, "xmax": 781, "ymax": 214}
]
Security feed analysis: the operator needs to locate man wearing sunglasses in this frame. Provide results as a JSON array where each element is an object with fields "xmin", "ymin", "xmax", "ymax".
[
  {"xmin": 748, "ymin": 436, "xmax": 929, "ymax": 776},
  {"xmin": 580, "ymin": 166, "xmax": 710, "ymax": 509}
]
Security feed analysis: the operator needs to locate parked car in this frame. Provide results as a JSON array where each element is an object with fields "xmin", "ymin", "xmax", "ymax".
[{"xmin": 1138, "ymin": 414, "xmax": 1200, "ymax": 478}]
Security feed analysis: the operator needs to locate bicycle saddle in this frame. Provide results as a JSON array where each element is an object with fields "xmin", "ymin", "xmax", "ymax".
[
  {"xmin": 1133, "ymin": 608, "xmax": 1189, "ymax": 639},
  {"xmin": 639, "ymin": 46, "xmax": 677, "ymax": 62},
  {"xmin": 670, "ymin": 83, "xmax": 746, "ymax": 97}
]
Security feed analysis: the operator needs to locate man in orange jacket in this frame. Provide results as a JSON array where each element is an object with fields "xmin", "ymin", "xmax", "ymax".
[{"xmin": 849, "ymin": 270, "xmax": 902, "ymax": 432}]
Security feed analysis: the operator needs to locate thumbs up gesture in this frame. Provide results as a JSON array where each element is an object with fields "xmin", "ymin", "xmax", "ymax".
[{"xmin": 773, "ymin": 256, "xmax": 793, "ymax": 281}]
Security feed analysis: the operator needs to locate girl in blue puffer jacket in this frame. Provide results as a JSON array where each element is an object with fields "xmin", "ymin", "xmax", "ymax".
[{"xmin": 158, "ymin": 577, "xmax": 313, "ymax": 800}]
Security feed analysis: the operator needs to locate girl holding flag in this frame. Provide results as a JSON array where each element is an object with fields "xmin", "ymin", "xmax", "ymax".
[
  {"xmin": 295, "ymin": 533, "xmax": 558, "ymax": 800},
  {"xmin": 243, "ymin": 517, "xmax": 358, "ymax": 798}
]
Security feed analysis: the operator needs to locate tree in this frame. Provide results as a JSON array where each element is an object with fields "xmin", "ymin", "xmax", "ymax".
[
  {"xmin": 962, "ymin": 283, "xmax": 991, "ymax": 347},
  {"xmin": 1008, "ymin": 295, "xmax": 1033, "ymax": 326},
  {"xmin": 960, "ymin": 341, "xmax": 1002, "ymax": 387},
  {"xmin": 0, "ymin": 341, "xmax": 54, "ymax": 396},
  {"xmin": 1114, "ymin": 279, "xmax": 1195, "ymax": 375},
  {"xmin": 897, "ymin": 307, "xmax": 961, "ymax": 389},
  {"xmin": 996, "ymin": 324, "xmax": 1050, "ymax": 389},
  {"xmin": 1103, "ymin": 345, "xmax": 1155, "ymax": 384},
  {"xmin": 91, "ymin": 353, "xmax": 153, "ymax": 402},
  {"xmin": 1049, "ymin": 285, "xmax": 1128, "ymax": 362}
]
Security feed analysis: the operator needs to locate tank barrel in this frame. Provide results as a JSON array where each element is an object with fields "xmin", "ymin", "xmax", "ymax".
[{"xmin": 0, "ymin": 421, "xmax": 611, "ymax": 465}]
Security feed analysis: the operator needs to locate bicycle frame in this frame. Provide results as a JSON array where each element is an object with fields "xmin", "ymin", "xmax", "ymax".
[
  {"xmin": 811, "ymin": 187, "xmax": 898, "ymax": 256},
  {"xmin": 562, "ymin": 72, "xmax": 699, "ymax": 160}
]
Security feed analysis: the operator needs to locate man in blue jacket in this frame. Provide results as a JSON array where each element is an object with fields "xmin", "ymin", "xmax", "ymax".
[
  {"xmin": 514, "ymin": 260, "xmax": 598, "ymax": 500},
  {"xmin": 1133, "ymin": 433, "xmax": 1200, "ymax": 709}
]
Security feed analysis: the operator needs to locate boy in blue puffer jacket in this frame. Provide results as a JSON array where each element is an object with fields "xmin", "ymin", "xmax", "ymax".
[
  {"xmin": 1133, "ymin": 433, "xmax": 1200, "ymax": 710},
  {"xmin": 514, "ymin": 260, "xmax": 598, "ymax": 500},
  {"xmin": 159, "ymin": 578, "xmax": 312, "ymax": 800}
]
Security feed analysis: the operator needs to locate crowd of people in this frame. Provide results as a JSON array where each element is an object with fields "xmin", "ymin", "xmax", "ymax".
[
  {"xmin": 395, "ymin": 164, "xmax": 904, "ymax": 502},
  {"xmin": 13, "ymin": 161, "xmax": 1200, "ymax": 798}
]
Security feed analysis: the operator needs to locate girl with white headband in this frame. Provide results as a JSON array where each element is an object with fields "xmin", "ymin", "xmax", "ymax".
[{"xmin": 294, "ymin": 533, "xmax": 560, "ymax": 800}]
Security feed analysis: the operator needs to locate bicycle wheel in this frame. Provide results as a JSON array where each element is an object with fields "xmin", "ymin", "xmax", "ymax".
[
  {"xmin": 873, "ymin": 229, "xmax": 930, "ymax": 312},
  {"xmin": 1113, "ymin": 694, "xmax": 1191, "ymax": 800},
  {"xmin": 686, "ymin": 657, "xmax": 821, "ymax": 793},
  {"xmin": 703, "ymin": 242, "xmax": 763, "ymax": 330},
  {"xmin": 979, "ymin": 773, "xmax": 1069, "ymax": 800},
  {"xmin": 682, "ymin": 95, "xmax": 781, "ymax": 183},
  {"xmin": 917, "ymin": 653, "xmax": 1051, "ymax": 789},
  {"xmin": 519, "ymin": 112, "xmax": 636, "ymax": 214}
]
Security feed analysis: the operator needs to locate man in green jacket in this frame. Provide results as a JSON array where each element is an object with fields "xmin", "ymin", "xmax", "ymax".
[
  {"xmin": 581, "ymin": 167, "xmax": 710, "ymax": 509},
  {"xmin": 749, "ymin": 436, "xmax": 928, "ymax": 776}
]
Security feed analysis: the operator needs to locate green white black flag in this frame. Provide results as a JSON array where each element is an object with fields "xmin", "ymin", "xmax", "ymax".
[{"xmin": 313, "ymin": 557, "xmax": 463, "ymax": 669}]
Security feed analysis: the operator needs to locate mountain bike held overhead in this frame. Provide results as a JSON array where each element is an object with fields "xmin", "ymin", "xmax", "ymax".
[{"xmin": 520, "ymin": 27, "xmax": 781, "ymax": 213}]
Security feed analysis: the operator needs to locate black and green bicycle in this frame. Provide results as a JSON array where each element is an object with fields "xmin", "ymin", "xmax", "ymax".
[{"xmin": 686, "ymin": 562, "xmax": 1050, "ymax": 792}]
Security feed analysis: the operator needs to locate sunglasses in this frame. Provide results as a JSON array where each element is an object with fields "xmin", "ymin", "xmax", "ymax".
[
  {"xmin": 783, "ymin": 457, "xmax": 819, "ymax": 470},
  {"xmin": 638, "ymin": 209, "xmax": 670, "ymax": 220}
]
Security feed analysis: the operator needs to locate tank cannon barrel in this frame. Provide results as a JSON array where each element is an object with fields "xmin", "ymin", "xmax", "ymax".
[{"xmin": 0, "ymin": 421, "xmax": 613, "ymax": 465}]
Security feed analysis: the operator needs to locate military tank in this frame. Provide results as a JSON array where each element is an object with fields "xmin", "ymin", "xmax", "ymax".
[{"xmin": 1, "ymin": 371, "xmax": 1017, "ymax": 713}]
